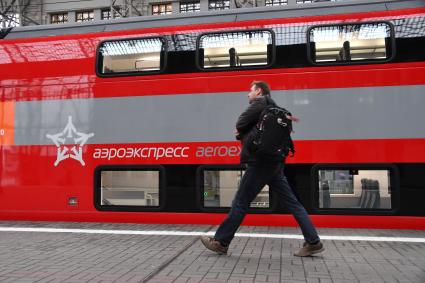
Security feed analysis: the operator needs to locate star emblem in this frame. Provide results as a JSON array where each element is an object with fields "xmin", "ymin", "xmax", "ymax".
[{"xmin": 46, "ymin": 116, "xmax": 94, "ymax": 166}]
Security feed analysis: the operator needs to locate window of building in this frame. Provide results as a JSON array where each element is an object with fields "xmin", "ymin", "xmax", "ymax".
[
  {"xmin": 313, "ymin": 165, "xmax": 397, "ymax": 211},
  {"xmin": 198, "ymin": 30, "xmax": 274, "ymax": 69},
  {"xmin": 0, "ymin": 13, "xmax": 20, "ymax": 28},
  {"xmin": 97, "ymin": 37, "xmax": 166, "ymax": 76},
  {"xmin": 76, "ymin": 10, "xmax": 94, "ymax": 22},
  {"xmin": 50, "ymin": 13, "xmax": 68, "ymax": 24},
  {"xmin": 94, "ymin": 166, "xmax": 164, "ymax": 210},
  {"xmin": 180, "ymin": 1, "xmax": 201, "ymax": 13},
  {"xmin": 296, "ymin": 0, "xmax": 338, "ymax": 3},
  {"xmin": 308, "ymin": 22, "xmax": 394, "ymax": 64},
  {"xmin": 101, "ymin": 9, "xmax": 111, "ymax": 20},
  {"xmin": 265, "ymin": 0, "xmax": 287, "ymax": 6},
  {"xmin": 208, "ymin": 0, "xmax": 230, "ymax": 10},
  {"xmin": 152, "ymin": 3, "xmax": 172, "ymax": 15},
  {"xmin": 101, "ymin": 8, "xmax": 122, "ymax": 20},
  {"xmin": 202, "ymin": 169, "xmax": 270, "ymax": 208}
]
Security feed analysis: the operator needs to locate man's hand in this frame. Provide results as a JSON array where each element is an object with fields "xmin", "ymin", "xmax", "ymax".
[
  {"xmin": 287, "ymin": 115, "xmax": 300, "ymax": 122},
  {"xmin": 235, "ymin": 129, "xmax": 241, "ymax": 140}
]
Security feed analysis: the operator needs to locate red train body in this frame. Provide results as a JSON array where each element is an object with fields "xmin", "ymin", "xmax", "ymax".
[{"xmin": 1, "ymin": 1, "xmax": 424, "ymax": 229}]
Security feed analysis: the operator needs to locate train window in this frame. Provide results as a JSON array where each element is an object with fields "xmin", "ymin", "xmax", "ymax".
[
  {"xmin": 94, "ymin": 166, "xmax": 164, "ymax": 211},
  {"xmin": 312, "ymin": 165, "xmax": 398, "ymax": 212},
  {"xmin": 97, "ymin": 37, "xmax": 166, "ymax": 76},
  {"xmin": 197, "ymin": 30, "xmax": 274, "ymax": 69},
  {"xmin": 202, "ymin": 169, "xmax": 269, "ymax": 208},
  {"xmin": 307, "ymin": 22, "xmax": 394, "ymax": 64}
]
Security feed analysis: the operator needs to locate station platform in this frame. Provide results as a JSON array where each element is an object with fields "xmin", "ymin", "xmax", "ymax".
[{"xmin": 0, "ymin": 221, "xmax": 424, "ymax": 283}]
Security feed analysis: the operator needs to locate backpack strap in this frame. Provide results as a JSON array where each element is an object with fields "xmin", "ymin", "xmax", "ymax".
[
  {"xmin": 257, "ymin": 95, "xmax": 274, "ymax": 125},
  {"xmin": 288, "ymin": 136, "xmax": 295, "ymax": 157},
  {"xmin": 264, "ymin": 95, "xmax": 276, "ymax": 107}
]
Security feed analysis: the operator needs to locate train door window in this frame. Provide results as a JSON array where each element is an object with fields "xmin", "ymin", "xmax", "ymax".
[
  {"xmin": 97, "ymin": 37, "xmax": 166, "ymax": 76},
  {"xmin": 307, "ymin": 22, "xmax": 394, "ymax": 64},
  {"xmin": 197, "ymin": 30, "xmax": 274, "ymax": 70},
  {"xmin": 198, "ymin": 166, "xmax": 271, "ymax": 210},
  {"xmin": 94, "ymin": 166, "xmax": 164, "ymax": 211},
  {"xmin": 312, "ymin": 165, "xmax": 398, "ymax": 213}
]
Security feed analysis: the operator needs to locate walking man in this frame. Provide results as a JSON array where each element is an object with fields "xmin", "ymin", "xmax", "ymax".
[{"xmin": 200, "ymin": 81, "xmax": 324, "ymax": 257}]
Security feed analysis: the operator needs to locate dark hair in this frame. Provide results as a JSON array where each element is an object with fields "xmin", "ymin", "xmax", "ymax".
[{"xmin": 251, "ymin": 81, "xmax": 271, "ymax": 96}]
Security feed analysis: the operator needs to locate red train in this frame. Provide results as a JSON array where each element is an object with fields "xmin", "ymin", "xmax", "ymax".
[{"xmin": 1, "ymin": 0, "xmax": 424, "ymax": 229}]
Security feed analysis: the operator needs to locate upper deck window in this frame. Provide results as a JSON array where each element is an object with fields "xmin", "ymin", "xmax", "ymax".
[
  {"xmin": 308, "ymin": 22, "xmax": 394, "ymax": 64},
  {"xmin": 97, "ymin": 37, "xmax": 166, "ymax": 76},
  {"xmin": 198, "ymin": 30, "xmax": 274, "ymax": 69}
]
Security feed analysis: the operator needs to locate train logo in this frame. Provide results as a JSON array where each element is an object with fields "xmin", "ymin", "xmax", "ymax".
[{"xmin": 46, "ymin": 116, "xmax": 94, "ymax": 166}]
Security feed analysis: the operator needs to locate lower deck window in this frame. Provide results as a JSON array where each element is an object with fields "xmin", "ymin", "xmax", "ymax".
[
  {"xmin": 203, "ymin": 169, "xmax": 269, "ymax": 208},
  {"xmin": 97, "ymin": 168, "xmax": 161, "ymax": 208},
  {"xmin": 317, "ymin": 168, "xmax": 393, "ymax": 210}
]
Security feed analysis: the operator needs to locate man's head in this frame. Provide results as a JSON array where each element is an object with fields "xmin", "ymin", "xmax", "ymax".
[{"xmin": 248, "ymin": 81, "xmax": 271, "ymax": 103}]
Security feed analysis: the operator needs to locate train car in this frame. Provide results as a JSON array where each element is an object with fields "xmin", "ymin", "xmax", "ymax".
[{"xmin": 1, "ymin": 0, "xmax": 424, "ymax": 229}]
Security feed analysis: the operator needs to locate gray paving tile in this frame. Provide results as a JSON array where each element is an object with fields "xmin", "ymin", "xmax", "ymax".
[{"xmin": 0, "ymin": 221, "xmax": 424, "ymax": 283}]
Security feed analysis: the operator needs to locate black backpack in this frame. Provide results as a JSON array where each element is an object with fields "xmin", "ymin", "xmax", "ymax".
[{"xmin": 251, "ymin": 97, "xmax": 295, "ymax": 159}]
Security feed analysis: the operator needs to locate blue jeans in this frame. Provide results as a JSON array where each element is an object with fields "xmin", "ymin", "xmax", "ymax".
[{"xmin": 214, "ymin": 162, "xmax": 320, "ymax": 246}]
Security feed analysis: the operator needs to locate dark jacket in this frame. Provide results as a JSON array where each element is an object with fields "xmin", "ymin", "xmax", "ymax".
[{"xmin": 236, "ymin": 95, "xmax": 283, "ymax": 164}]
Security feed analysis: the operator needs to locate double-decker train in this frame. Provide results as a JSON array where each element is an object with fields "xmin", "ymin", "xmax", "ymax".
[{"xmin": 1, "ymin": 0, "xmax": 424, "ymax": 229}]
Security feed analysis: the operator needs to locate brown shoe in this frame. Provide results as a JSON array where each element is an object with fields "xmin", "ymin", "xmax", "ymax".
[
  {"xmin": 294, "ymin": 241, "xmax": 324, "ymax": 257},
  {"xmin": 200, "ymin": 236, "xmax": 228, "ymax": 255}
]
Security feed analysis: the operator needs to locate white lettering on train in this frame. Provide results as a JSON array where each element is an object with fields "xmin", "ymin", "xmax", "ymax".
[
  {"xmin": 93, "ymin": 146, "xmax": 190, "ymax": 160},
  {"xmin": 0, "ymin": 129, "xmax": 4, "ymax": 136},
  {"xmin": 195, "ymin": 145, "xmax": 241, "ymax": 157},
  {"xmin": 93, "ymin": 145, "xmax": 239, "ymax": 160}
]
